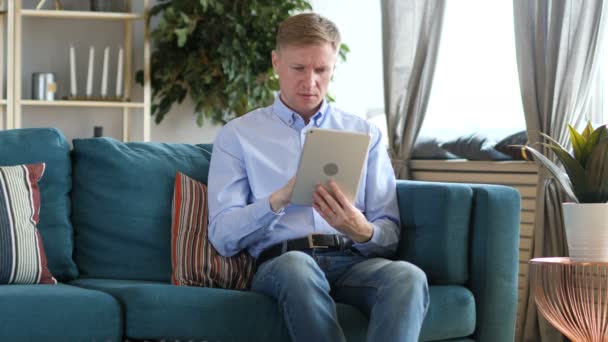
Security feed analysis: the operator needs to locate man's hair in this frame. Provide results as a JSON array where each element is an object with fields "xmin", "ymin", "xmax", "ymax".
[{"xmin": 276, "ymin": 13, "xmax": 341, "ymax": 51}]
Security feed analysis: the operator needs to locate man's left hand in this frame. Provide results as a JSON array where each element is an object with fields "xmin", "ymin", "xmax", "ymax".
[{"xmin": 312, "ymin": 181, "xmax": 373, "ymax": 243}]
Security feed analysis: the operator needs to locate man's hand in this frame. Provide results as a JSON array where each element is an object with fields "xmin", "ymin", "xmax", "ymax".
[
  {"xmin": 312, "ymin": 181, "xmax": 373, "ymax": 243},
  {"xmin": 269, "ymin": 177, "xmax": 296, "ymax": 213}
]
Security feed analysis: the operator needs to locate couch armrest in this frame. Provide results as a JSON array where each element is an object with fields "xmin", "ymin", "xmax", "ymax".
[
  {"xmin": 468, "ymin": 184, "xmax": 520, "ymax": 342},
  {"xmin": 395, "ymin": 180, "xmax": 520, "ymax": 342}
]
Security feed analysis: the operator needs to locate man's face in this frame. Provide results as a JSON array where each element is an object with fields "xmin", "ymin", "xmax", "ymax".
[{"xmin": 272, "ymin": 43, "xmax": 337, "ymax": 118}]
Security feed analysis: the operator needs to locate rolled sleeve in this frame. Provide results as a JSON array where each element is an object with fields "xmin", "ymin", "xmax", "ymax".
[
  {"xmin": 208, "ymin": 126, "xmax": 284, "ymax": 257},
  {"xmin": 352, "ymin": 220, "xmax": 399, "ymax": 257}
]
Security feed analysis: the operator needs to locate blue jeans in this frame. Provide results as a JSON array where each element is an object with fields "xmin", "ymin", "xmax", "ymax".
[{"xmin": 251, "ymin": 249, "xmax": 429, "ymax": 342}]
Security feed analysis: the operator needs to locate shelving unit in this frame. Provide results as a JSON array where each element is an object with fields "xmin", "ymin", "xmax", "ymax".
[
  {"xmin": 0, "ymin": 0, "xmax": 9, "ymax": 130},
  {"xmin": 20, "ymin": 9, "xmax": 144, "ymax": 20},
  {"xmin": 6, "ymin": 0, "xmax": 151, "ymax": 141},
  {"xmin": 0, "ymin": 5, "xmax": 3, "ymax": 130},
  {"xmin": 21, "ymin": 99, "xmax": 145, "ymax": 108}
]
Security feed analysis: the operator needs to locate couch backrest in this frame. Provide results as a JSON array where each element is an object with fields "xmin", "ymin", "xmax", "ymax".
[
  {"xmin": 71, "ymin": 138, "xmax": 212, "ymax": 281},
  {"xmin": 396, "ymin": 180, "xmax": 472, "ymax": 285},
  {"xmin": 0, "ymin": 128, "xmax": 78, "ymax": 281}
]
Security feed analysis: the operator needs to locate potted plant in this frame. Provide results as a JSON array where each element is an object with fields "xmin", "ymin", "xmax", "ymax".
[
  {"xmin": 522, "ymin": 122, "xmax": 608, "ymax": 261},
  {"xmin": 137, "ymin": 0, "xmax": 349, "ymax": 127}
]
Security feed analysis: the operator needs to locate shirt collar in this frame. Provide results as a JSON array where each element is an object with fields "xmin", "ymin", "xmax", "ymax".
[{"xmin": 272, "ymin": 94, "xmax": 329, "ymax": 127}]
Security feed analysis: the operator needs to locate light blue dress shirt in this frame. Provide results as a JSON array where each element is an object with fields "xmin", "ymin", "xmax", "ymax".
[{"xmin": 208, "ymin": 95, "xmax": 400, "ymax": 258}]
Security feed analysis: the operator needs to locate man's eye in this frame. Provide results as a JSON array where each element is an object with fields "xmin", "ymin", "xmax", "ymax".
[
  {"xmin": 315, "ymin": 68, "xmax": 327, "ymax": 74},
  {"xmin": 293, "ymin": 66, "xmax": 304, "ymax": 71}
]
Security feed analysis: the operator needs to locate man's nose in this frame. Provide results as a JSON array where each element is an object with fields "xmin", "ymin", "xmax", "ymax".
[{"xmin": 303, "ymin": 69, "xmax": 316, "ymax": 88}]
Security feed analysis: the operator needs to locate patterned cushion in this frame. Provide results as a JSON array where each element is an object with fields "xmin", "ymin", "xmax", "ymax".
[
  {"xmin": 0, "ymin": 128, "xmax": 77, "ymax": 281},
  {"xmin": 0, "ymin": 164, "xmax": 56, "ymax": 284},
  {"xmin": 171, "ymin": 172, "xmax": 255, "ymax": 289}
]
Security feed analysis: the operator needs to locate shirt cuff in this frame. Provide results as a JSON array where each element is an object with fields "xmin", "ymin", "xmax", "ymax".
[
  {"xmin": 267, "ymin": 196, "xmax": 286, "ymax": 215},
  {"xmin": 250, "ymin": 195, "xmax": 283, "ymax": 222},
  {"xmin": 352, "ymin": 223, "xmax": 382, "ymax": 256},
  {"xmin": 241, "ymin": 196, "xmax": 283, "ymax": 243}
]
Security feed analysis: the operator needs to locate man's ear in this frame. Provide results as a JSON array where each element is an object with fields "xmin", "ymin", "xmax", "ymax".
[{"xmin": 271, "ymin": 50, "xmax": 279, "ymax": 72}]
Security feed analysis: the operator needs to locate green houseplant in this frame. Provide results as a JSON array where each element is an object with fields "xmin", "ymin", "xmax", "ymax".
[
  {"xmin": 521, "ymin": 122, "xmax": 608, "ymax": 203},
  {"xmin": 138, "ymin": 0, "xmax": 349, "ymax": 126},
  {"xmin": 521, "ymin": 122, "xmax": 608, "ymax": 261}
]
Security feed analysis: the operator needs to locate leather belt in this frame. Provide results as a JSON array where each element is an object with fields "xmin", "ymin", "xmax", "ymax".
[{"xmin": 256, "ymin": 234, "xmax": 355, "ymax": 267}]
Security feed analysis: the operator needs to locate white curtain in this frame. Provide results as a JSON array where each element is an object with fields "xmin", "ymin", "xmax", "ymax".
[
  {"xmin": 381, "ymin": 0, "xmax": 445, "ymax": 179},
  {"xmin": 513, "ymin": 1, "xmax": 607, "ymax": 341}
]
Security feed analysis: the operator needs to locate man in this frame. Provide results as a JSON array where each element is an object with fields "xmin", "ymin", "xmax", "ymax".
[{"xmin": 208, "ymin": 13, "xmax": 429, "ymax": 342}]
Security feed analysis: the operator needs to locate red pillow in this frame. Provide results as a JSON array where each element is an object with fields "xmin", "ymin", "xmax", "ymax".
[
  {"xmin": 0, "ymin": 163, "xmax": 57, "ymax": 284},
  {"xmin": 171, "ymin": 172, "xmax": 254, "ymax": 289}
]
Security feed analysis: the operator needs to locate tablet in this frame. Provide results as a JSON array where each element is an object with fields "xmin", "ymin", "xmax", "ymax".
[{"xmin": 290, "ymin": 128, "xmax": 371, "ymax": 206}]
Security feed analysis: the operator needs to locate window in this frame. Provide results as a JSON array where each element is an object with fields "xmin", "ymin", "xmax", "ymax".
[
  {"xmin": 312, "ymin": 0, "xmax": 388, "ymax": 146},
  {"xmin": 598, "ymin": 29, "xmax": 608, "ymax": 126},
  {"xmin": 420, "ymin": 0, "xmax": 526, "ymax": 141},
  {"xmin": 313, "ymin": 1, "xmax": 529, "ymax": 146}
]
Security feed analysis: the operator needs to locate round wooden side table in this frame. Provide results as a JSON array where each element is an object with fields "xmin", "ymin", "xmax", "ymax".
[{"xmin": 530, "ymin": 257, "xmax": 608, "ymax": 342}]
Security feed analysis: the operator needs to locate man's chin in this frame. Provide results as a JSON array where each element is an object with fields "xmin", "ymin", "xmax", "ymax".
[
  {"xmin": 299, "ymin": 94, "xmax": 323, "ymax": 105},
  {"xmin": 297, "ymin": 103, "xmax": 322, "ymax": 115},
  {"xmin": 281, "ymin": 95, "xmax": 323, "ymax": 116}
]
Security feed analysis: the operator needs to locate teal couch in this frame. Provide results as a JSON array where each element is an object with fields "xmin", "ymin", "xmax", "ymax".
[{"xmin": 0, "ymin": 128, "xmax": 520, "ymax": 342}]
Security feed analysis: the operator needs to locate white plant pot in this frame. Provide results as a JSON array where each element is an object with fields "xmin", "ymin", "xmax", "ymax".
[{"xmin": 563, "ymin": 203, "xmax": 608, "ymax": 262}]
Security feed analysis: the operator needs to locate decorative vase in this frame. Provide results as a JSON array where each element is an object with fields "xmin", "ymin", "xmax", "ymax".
[{"xmin": 563, "ymin": 203, "xmax": 608, "ymax": 262}]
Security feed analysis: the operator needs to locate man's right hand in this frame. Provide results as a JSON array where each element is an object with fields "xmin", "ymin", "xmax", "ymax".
[{"xmin": 269, "ymin": 177, "xmax": 296, "ymax": 213}]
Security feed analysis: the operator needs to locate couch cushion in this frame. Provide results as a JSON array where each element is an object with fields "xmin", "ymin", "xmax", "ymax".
[
  {"xmin": 0, "ymin": 283, "xmax": 121, "ymax": 341},
  {"xmin": 71, "ymin": 138, "xmax": 212, "ymax": 281},
  {"xmin": 419, "ymin": 286, "xmax": 476, "ymax": 341},
  {"xmin": 0, "ymin": 128, "xmax": 77, "ymax": 281},
  {"xmin": 412, "ymin": 136, "xmax": 459, "ymax": 160},
  {"xmin": 172, "ymin": 172, "xmax": 255, "ymax": 289},
  {"xmin": 70, "ymin": 279, "xmax": 474, "ymax": 342},
  {"xmin": 0, "ymin": 163, "xmax": 56, "ymax": 284},
  {"xmin": 396, "ymin": 181, "xmax": 472, "ymax": 285},
  {"xmin": 495, "ymin": 130, "xmax": 529, "ymax": 160},
  {"xmin": 70, "ymin": 278, "xmax": 368, "ymax": 342}
]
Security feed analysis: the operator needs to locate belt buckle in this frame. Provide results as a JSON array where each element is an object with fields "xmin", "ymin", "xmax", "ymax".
[{"xmin": 307, "ymin": 233, "xmax": 328, "ymax": 249}]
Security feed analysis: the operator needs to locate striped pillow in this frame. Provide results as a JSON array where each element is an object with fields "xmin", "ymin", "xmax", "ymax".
[
  {"xmin": 0, "ymin": 163, "xmax": 57, "ymax": 284},
  {"xmin": 171, "ymin": 172, "xmax": 254, "ymax": 289}
]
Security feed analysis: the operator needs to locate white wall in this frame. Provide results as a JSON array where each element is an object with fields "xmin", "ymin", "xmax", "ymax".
[{"xmin": 16, "ymin": 0, "xmax": 383, "ymax": 144}]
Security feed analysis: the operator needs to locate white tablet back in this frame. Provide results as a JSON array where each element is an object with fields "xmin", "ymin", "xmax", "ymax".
[{"xmin": 290, "ymin": 128, "xmax": 371, "ymax": 206}]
